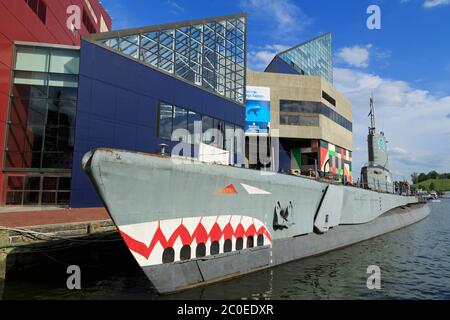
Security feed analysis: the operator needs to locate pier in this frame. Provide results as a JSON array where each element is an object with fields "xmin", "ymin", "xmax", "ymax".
[{"xmin": 0, "ymin": 207, "xmax": 119, "ymax": 281}]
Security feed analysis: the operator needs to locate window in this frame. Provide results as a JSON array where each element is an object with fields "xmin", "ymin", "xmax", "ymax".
[
  {"xmin": 322, "ymin": 91, "xmax": 336, "ymax": 107},
  {"xmin": 172, "ymin": 106, "xmax": 188, "ymax": 140},
  {"xmin": 49, "ymin": 49, "xmax": 80, "ymax": 74},
  {"xmin": 157, "ymin": 101, "xmax": 242, "ymax": 154},
  {"xmin": 224, "ymin": 123, "xmax": 235, "ymax": 152},
  {"xmin": 15, "ymin": 46, "xmax": 49, "ymax": 72},
  {"xmin": 158, "ymin": 103, "xmax": 173, "ymax": 140},
  {"xmin": 280, "ymin": 100, "xmax": 352, "ymax": 132},
  {"xmin": 24, "ymin": 0, "xmax": 47, "ymax": 24},
  {"xmin": 5, "ymin": 175, "xmax": 71, "ymax": 206},
  {"xmin": 188, "ymin": 111, "xmax": 202, "ymax": 144},
  {"xmin": 4, "ymin": 45, "xmax": 79, "ymax": 206},
  {"xmin": 213, "ymin": 119, "xmax": 225, "ymax": 149},
  {"xmin": 202, "ymin": 115, "xmax": 214, "ymax": 144}
]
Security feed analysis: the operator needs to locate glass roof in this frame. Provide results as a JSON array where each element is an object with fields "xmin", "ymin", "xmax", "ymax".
[
  {"xmin": 84, "ymin": 14, "xmax": 247, "ymax": 105},
  {"xmin": 269, "ymin": 33, "xmax": 333, "ymax": 84}
]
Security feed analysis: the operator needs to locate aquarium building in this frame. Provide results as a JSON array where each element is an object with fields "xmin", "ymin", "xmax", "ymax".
[
  {"xmin": 246, "ymin": 33, "xmax": 353, "ymax": 183},
  {"xmin": 70, "ymin": 14, "xmax": 247, "ymax": 207},
  {"xmin": 1, "ymin": 4, "xmax": 246, "ymax": 208},
  {"xmin": 0, "ymin": 0, "xmax": 111, "ymax": 206}
]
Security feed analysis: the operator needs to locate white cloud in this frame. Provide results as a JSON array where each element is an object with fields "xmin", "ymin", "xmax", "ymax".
[
  {"xmin": 334, "ymin": 67, "xmax": 450, "ymax": 180},
  {"xmin": 336, "ymin": 45, "xmax": 372, "ymax": 68},
  {"xmin": 423, "ymin": 0, "xmax": 450, "ymax": 8},
  {"xmin": 248, "ymin": 44, "xmax": 291, "ymax": 71},
  {"xmin": 390, "ymin": 147, "xmax": 410, "ymax": 156},
  {"xmin": 240, "ymin": 0, "xmax": 312, "ymax": 39}
]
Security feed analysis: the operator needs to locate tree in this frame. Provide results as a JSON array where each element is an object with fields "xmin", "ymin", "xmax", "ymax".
[
  {"xmin": 428, "ymin": 171, "xmax": 439, "ymax": 180},
  {"xmin": 411, "ymin": 172, "xmax": 419, "ymax": 184},
  {"xmin": 418, "ymin": 173, "xmax": 427, "ymax": 183},
  {"xmin": 429, "ymin": 182, "xmax": 436, "ymax": 191}
]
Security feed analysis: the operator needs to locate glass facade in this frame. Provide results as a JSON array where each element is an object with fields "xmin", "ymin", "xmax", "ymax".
[
  {"xmin": 157, "ymin": 102, "xmax": 243, "ymax": 153},
  {"xmin": 93, "ymin": 14, "xmax": 246, "ymax": 104},
  {"xmin": 3, "ymin": 44, "xmax": 79, "ymax": 205},
  {"xmin": 280, "ymin": 100, "xmax": 352, "ymax": 132},
  {"xmin": 276, "ymin": 33, "xmax": 333, "ymax": 84}
]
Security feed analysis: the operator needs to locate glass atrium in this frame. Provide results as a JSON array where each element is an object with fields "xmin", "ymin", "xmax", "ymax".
[
  {"xmin": 86, "ymin": 14, "xmax": 247, "ymax": 105},
  {"xmin": 272, "ymin": 33, "xmax": 333, "ymax": 84}
]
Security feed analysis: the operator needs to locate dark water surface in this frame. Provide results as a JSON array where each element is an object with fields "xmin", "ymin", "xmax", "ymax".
[{"xmin": 2, "ymin": 198, "xmax": 450, "ymax": 300}]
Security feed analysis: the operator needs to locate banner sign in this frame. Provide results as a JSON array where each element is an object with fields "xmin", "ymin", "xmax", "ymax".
[{"xmin": 245, "ymin": 86, "xmax": 271, "ymax": 135}]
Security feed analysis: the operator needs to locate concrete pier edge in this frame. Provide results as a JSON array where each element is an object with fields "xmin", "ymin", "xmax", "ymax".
[{"xmin": 0, "ymin": 229, "xmax": 9, "ymax": 281}]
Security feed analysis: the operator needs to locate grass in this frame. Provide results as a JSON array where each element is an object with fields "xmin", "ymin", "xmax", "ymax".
[{"xmin": 413, "ymin": 179, "xmax": 450, "ymax": 191}]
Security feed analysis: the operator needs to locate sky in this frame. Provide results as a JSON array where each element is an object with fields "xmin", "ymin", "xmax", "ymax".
[{"xmin": 100, "ymin": 0, "xmax": 450, "ymax": 181}]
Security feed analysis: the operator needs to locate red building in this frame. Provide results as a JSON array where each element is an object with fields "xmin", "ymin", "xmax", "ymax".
[{"xmin": 0, "ymin": 0, "xmax": 111, "ymax": 205}]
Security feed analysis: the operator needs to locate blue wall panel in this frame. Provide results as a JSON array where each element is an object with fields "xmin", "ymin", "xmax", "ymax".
[{"xmin": 70, "ymin": 41, "xmax": 245, "ymax": 208}]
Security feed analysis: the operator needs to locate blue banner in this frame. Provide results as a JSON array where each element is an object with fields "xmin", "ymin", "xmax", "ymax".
[{"xmin": 245, "ymin": 86, "xmax": 271, "ymax": 134}]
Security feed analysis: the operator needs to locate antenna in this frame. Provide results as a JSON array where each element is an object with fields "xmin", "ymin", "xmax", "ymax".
[{"xmin": 369, "ymin": 93, "xmax": 376, "ymax": 135}]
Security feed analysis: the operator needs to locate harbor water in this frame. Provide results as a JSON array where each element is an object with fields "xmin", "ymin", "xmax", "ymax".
[{"xmin": 1, "ymin": 198, "xmax": 449, "ymax": 300}]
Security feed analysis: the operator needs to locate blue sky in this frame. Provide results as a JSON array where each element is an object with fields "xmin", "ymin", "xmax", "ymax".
[{"xmin": 101, "ymin": 0, "xmax": 450, "ymax": 180}]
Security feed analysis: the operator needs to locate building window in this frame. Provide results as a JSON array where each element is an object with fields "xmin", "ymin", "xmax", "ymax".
[
  {"xmin": 24, "ymin": 0, "xmax": 47, "ymax": 24},
  {"xmin": 188, "ymin": 111, "xmax": 202, "ymax": 144},
  {"xmin": 157, "ymin": 102, "xmax": 242, "ymax": 153},
  {"xmin": 4, "ymin": 45, "xmax": 79, "ymax": 205},
  {"xmin": 172, "ymin": 106, "xmax": 188, "ymax": 139},
  {"xmin": 322, "ymin": 91, "xmax": 336, "ymax": 107},
  {"xmin": 280, "ymin": 100, "xmax": 352, "ymax": 132},
  {"xmin": 5, "ymin": 175, "xmax": 71, "ymax": 206},
  {"xmin": 158, "ymin": 103, "xmax": 173, "ymax": 140}
]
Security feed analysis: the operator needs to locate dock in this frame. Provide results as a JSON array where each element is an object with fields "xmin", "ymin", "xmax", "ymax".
[{"xmin": 0, "ymin": 207, "xmax": 120, "ymax": 281}]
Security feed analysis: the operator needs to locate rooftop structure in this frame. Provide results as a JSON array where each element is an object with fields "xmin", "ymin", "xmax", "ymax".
[
  {"xmin": 265, "ymin": 33, "xmax": 333, "ymax": 84},
  {"xmin": 84, "ymin": 14, "xmax": 247, "ymax": 105}
]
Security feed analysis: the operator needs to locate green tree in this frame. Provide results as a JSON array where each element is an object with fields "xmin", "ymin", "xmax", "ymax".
[
  {"xmin": 429, "ymin": 182, "xmax": 436, "ymax": 191},
  {"xmin": 418, "ymin": 173, "xmax": 427, "ymax": 183},
  {"xmin": 428, "ymin": 171, "xmax": 439, "ymax": 180},
  {"xmin": 411, "ymin": 172, "xmax": 419, "ymax": 184}
]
